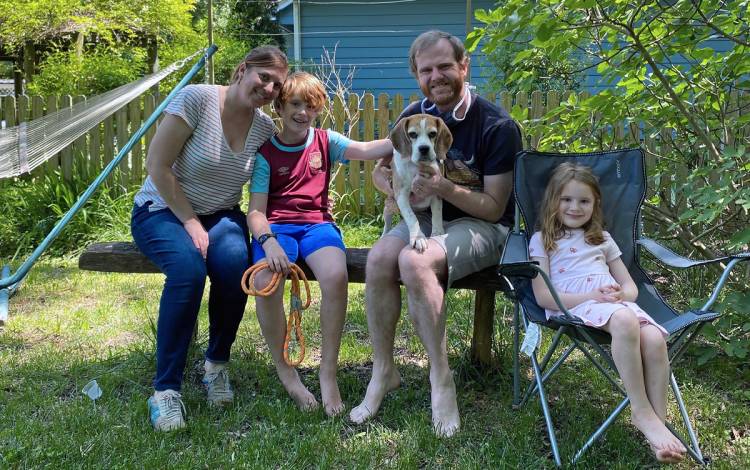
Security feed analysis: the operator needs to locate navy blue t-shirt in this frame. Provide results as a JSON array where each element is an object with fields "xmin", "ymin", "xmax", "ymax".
[{"xmin": 398, "ymin": 94, "xmax": 522, "ymax": 226}]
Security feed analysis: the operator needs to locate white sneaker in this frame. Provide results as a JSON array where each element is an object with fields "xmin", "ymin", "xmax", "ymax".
[
  {"xmin": 147, "ymin": 390, "xmax": 186, "ymax": 431},
  {"xmin": 203, "ymin": 364, "xmax": 234, "ymax": 406}
]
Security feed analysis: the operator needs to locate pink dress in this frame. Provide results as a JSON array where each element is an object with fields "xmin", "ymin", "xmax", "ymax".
[{"xmin": 528, "ymin": 229, "xmax": 667, "ymax": 336}]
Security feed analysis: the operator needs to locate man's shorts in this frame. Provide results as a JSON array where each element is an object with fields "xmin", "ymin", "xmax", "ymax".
[
  {"xmin": 386, "ymin": 211, "xmax": 509, "ymax": 286},
  {"xmin": 251, "ymin": 222, "xmax": 345, "ymax": 264}
]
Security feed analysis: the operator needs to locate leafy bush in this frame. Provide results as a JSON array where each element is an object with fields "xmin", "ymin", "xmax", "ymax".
[
  {"xmin": 26, "ymin": 46, "xmax": 148, "ymax": 96},
  {"xmin": 482, "ymin": 40, "xmax": 583, "ymax": 95},
  {"xmin": 0, "ymin": 173, "xmax": 133, "ymax": 260}
]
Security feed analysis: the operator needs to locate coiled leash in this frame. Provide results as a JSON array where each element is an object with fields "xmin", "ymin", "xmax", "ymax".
[{"xmin": 241, "ymin": 262, "xmax": 311, "ymax": 366}]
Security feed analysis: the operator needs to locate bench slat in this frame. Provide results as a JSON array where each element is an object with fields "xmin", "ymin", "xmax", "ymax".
[{"xmin": 79, "ymin": 242, "xmax": 510, "ymax": 291}]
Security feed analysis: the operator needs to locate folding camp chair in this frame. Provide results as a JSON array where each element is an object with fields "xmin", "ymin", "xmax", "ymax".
[{"xmin": 497, "ymin": 148, "xmax": 749, "ymax": 466}]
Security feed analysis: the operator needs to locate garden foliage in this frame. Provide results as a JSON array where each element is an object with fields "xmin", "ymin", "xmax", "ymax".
[{"xmin": 468, "ymin": 0, "xmax": 750, "ymax": 363}]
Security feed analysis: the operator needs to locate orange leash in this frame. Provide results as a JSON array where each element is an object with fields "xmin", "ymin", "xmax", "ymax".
[{"xmin": 241, "ymin": 262, "xmax": 311, "ymax": 367}]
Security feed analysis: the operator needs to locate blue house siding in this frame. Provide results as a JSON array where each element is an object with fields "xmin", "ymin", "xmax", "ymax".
[
  {"xmin": 278, "ymin": 0, "xmax": 497, "ymax": 96},
  {"xmin": 277, "ymin": 1, "xmax": 735, "ymax": 96}
]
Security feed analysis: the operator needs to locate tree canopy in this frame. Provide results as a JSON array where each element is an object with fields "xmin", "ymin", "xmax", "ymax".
[
  {"xmin": 0, "ymin": 0, "xmax": 285, "ymax": 94},
  {"xmin": 0, "ymin": 0, "xmax": 197, "ymax": 49},
  {"xmin": 469, "ymin": 0, "xmax": 749, "ymax": 252}
]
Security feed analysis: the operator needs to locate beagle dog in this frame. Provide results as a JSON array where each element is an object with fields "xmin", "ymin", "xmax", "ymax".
[{"xmin": 381, "ymin": 113, "xmax": 452, "ymax": 252}]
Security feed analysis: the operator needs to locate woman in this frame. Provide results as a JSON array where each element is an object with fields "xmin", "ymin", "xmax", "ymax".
[{"xmin": 131, "ymin": 45, "xmax": 288, "ymax": 431}]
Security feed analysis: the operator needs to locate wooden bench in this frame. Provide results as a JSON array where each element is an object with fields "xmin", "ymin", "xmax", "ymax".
[{"xmin": 79, "ymin": 242, "xmax": 512, "ymax": 365}]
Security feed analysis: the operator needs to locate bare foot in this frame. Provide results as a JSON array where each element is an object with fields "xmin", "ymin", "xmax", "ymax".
[
  {"xmin": 277, "ymin": 365, "xmax": 318, "ymax": 411},
  {"xmin": 320, "ymin": 368, "xmax": 344, "ymax": 417},
  {"xmin": 631, "ymin": 410, "xmax": 686, "ymax": 463},
  {"xmin": 349, "ymin": 367, "xmax": 401, "ymax": 424},
  {"xmin": 430, "ymin": 370, "xmax": 460, "ymax": 437}
]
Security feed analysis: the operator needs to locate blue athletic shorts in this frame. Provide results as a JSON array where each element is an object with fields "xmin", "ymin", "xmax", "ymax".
[{"xmin": 251, "ymin": 222, "xmax": 345, "ymax": 264}]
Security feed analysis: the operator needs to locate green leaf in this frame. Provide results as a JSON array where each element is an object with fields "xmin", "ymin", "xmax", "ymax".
[
  {"xmin": 729, "ymin": 227, "xmax": 750, "ymax": 246},
  {"xmin": 465, "ymin": 29, "xmax": 484, "ymax": 52},
  {"xmin": 696, "ymin": 348, "xmax": 718, "ymax": 366},
  {"xmin": 536, "ymin": 22, "xmax": 553, "ymax": 43},
  {"xmin": 474, "ymin": 8, "xmax": 492, "ymax": 23}
]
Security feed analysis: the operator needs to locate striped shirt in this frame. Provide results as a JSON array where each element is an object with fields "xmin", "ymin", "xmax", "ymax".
[{"xmin": 134, "ymin": 84, "xmax": 276, "ymax": 215}]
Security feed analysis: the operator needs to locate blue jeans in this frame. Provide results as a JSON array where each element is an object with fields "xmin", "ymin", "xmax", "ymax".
[{"xmin": 131, "ymin": 202, "xmax": 251, "ymax": 391}]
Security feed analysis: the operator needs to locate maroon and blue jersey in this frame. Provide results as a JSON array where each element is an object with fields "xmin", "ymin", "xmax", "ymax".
[{"xmin": 250, "ymin": 128, "xmax": 351, "ymax": 224}]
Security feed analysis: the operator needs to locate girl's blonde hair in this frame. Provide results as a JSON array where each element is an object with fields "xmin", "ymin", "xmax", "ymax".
[
  {"xmin": 273, "ymin": 71, "xmax": 327, "ymax": 112},
  {"xmin": 538, "ymin": 162, "xmax": 605, "ymax": 251},
  {"xmin": 230, "ymin": 45, "xmax": 288, "ymax": 84}
]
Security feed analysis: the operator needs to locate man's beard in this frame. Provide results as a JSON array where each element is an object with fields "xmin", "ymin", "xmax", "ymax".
[{"xmin": 423, "ymin": 78, "xmax": 464, "ymax": 107}]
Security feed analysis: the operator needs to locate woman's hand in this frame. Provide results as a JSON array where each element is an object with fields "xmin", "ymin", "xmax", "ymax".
[
  {"xmin": 184, "ymin": 218, "xmax": 209, "ymax": 259},
  {"xmin": 262, "ymin": 238, "xmax": 290, "ymax": 274}
]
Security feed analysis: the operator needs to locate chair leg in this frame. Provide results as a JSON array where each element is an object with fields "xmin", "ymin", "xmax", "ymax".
[
  {"xmin": 530, "ymin": 351, "xmax": 563, "ymax": 467},
  {"xmin": 570, "ymin": 338, "xmax": 625, "ymax": 395},
  {"xmin": 513, "ymin": 302, "xmax": 521, "ymax": 407},
  {"xmin": 669, "ymin": 324, "xmax": 705, "ymax": 366},
  {"xmin": 522, "ymin": 337, "xmax": 572, "ymax": 407},
  {"xmin": 572, "ymin": 397, "xmax": 631, "ymax": 464},
  {"xmin": 669, "ymin": 373, "xmax": 706, "ymax": 465}
]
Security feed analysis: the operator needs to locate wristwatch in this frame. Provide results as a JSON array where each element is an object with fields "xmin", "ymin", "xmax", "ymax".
[{"xmin": 257, "ymin": 233, "xmax": 276, "ymax": 245}]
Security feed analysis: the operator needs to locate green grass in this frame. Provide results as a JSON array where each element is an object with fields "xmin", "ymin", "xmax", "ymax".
[{"xmin": 1, "ymin": 223, "xmax": 748, "ymax": 468}]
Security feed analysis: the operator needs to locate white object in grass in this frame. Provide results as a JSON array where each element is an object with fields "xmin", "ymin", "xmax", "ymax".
[{"xmin": 82, "ymin": 380, "xmax": 102, "ymax": 401}]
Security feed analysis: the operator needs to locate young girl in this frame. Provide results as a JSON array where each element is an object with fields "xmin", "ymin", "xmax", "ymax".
[
  {"xmin": 247, "ymin": 71, "xmax": 392, "ymax": 416},
  {"xmin": 529, "ymin": 163, "xmax": 687, "ymax": 463}
]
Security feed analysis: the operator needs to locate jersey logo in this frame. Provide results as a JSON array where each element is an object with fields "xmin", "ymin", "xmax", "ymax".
[
  {"xmin": 309, "ymin": 151, "xmax": 323, "ymax": 170},
  {"xmin": 278, "ymin": 166, "xmax": 290, "ymax": 176}
]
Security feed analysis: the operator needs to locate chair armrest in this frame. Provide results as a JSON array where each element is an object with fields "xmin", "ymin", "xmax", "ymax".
[
  {"xmin": 637, "ymin": 237, "xmax": 749, "ymax": 269},
  {"xmin": 498, "ymin": 230, "xmax": 538, "ymax": 278},
  {"xmin": 638, "ymin": 238, "xmax": 749, "ymax": 311}
]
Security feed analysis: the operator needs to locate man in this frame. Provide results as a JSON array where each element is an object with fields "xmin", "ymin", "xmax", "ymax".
[{"xmin": 349, "ymin": 30, "xmax": 522, "ymax": 437}]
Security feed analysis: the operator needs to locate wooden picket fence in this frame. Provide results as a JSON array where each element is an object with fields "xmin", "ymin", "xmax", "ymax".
[{"xmin": 1, "ymin": 90, "xmax": 743, "ymax": 217}]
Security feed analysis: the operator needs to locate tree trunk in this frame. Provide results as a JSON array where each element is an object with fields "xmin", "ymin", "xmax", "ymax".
[{"xmin": 22, "ymin": 41, "xmax": 35, "ymax": 87}]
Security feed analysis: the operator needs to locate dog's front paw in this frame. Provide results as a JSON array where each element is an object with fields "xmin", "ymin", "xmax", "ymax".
[
  {"xmin": 430, "ymin": 226, "xmax": 445, "ymax": 237},
  {"xmin": 411, "ymin": 234, "xmax": 429, "ymax": 253}
]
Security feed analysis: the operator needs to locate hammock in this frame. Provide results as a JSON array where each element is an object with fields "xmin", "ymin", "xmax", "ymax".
[{"xmin": 0, "ymin": 49, "xmax": 203, "ymax": 179}]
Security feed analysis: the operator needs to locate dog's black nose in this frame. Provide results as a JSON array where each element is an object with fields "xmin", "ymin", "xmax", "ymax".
[{"xmin": 418, "ymin": 145, "xmax": 430, "ymax": 155}]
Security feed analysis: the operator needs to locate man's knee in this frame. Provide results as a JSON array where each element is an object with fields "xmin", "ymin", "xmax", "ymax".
[
  {"xmin": 366, "ymin": 238, "xmax": 401, "ymax": 282},
  {"xmin": 397, "ymin": 243, "xmax": 446, "ymax": 287}
]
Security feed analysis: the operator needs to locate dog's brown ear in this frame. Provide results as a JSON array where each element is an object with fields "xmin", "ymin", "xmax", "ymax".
[
  {"xmin": 435, "ymin": 118, "xmax": 453, "ymax": 160},
  {"xmin": 389, "ymin": 118, "xmax": 411, "ymax": 156}
]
